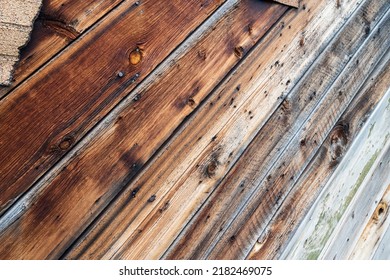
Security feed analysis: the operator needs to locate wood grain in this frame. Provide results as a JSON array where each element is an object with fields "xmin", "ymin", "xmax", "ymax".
[
  {"xmin": 64, "ymin": 0, "xmax": 367, "ymax": 260},
  {"xmin": 0, "ymin": 0, "xmax": 225, "ymax": 216},
  {"xmin": 280, "ymin": 17, "xmax": 390, "ymax": 259},
  {"xmin": 373, "ymin": 204, "xmax": 390, "ymax": 259},
  {"xmin": 206, "ymin": 7, "xmax": 389, "ymax": 260},
  {"xmin": 0, "ymin": 0, "xmax": 124, "ymax": 98},
  {"xmin": 161, "ymin": 0, "xmax": 378, "ymax": 260},
  {"xmin": 247, "ymin": 50, "xmax": 390, "ymax": 260},
  {"xmin": 319, "ymin": 95, "xmax": 390, "ymax": 259},
  {"xmin": 105, "ymin": 0, "xmax": 370, "ymax": 260},
  {"xmin": 0, "ymin": 0, "xmax": 286, "ymax": 260},
  {"xmin": 61, "ymin": 0, "xmax": 288, "ymax": 260},
  {"xmin": 349, "ymin": 183, "xmax": 390, "ymax": 259}
]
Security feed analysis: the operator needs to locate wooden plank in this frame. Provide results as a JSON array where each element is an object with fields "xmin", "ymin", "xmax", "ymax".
[
  {"xmin": 206, "ymin": 8, "xmax": 390, "ymax": 260},
  {"xmin": 281, "ymin": 42, "xmax": 390, "ymax": 259},
  {"xmin": 0, "ymin": 0, "xmax": 225, "ymax": 215},
  {"xmin": 373, "ymin": 216, "xmax": 390, "ymax": 259},
  {"xmin": 163, "ymin": 0, "xmax": 387, "ymax": 260},
  {"xmin": 0, "ymin": 0, "xmax": 42, "ymax": 85},
  {"xmin": 0, "ymin": 0, "xmax": 286, "ymax": 260},
  {"xmin": 63, "ymin": 0, "xmax": 369, "ymax": 260},
  {"xmin": 247, "ymin": 50, "xmax": 390, "ymax": 260},
  {"xmin": 321, "ymin": 119, "xmax": 390, "ymax": 259},
  {"xmin": 0, "ymin": 0, "xmax": 124, "ymax": 98},
  {"xmin": 350, "ymin": 184, "xmax": 390, "ymax": 259}
]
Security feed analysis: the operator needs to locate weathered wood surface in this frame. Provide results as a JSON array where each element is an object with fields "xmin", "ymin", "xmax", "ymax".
[
  {"xmin": 1, "ymin": 0, "xmax": 388, "ymax": 260},
  {"xmin": 205, "ymin": 3, "xmax": 389, "ymax": 261},
  {"xmin": 282, "ymin": 46, "xmax": 390, "ymax": 259},
  {"xmin": 247, "ymin": 49, "xmax": 390, "ymax": 260},
  {"xmin": 65, "ymin": 0, "xmax": 380, "ymax": 260},
  {"xmin": 0, "ymin": 0, "xmax": 226, "ymax": 216},
  {"xmin": 0, "ymin": 0, "xmax": 42, "ymax": 86},
  {"xmin": 67, "ymin": 0, "xmax": 353, "ymax": 259},
  {"xmin": 0, "ymin": 0, "xmax": 286, "ymax": 259},
  {"xmin": 321, "ymin": 113, "xmax": 390, "ymax": 260},
  {"xmin": 0, "ymin": 0, "xmax": 123, "ymax": 97},
  {"xmin": 163, "ymin": 0, "xmax": 384, "ymax": 260},
  {"xmin": 349, "ymin": 183, "xmax": 390, "ymax": 259},
  {"xmin": 373, "ymin": 206, "xmax": 390, "ymax": 259}
]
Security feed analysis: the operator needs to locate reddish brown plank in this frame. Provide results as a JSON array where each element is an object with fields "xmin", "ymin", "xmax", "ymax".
[
  {"xmin": 0, "ymin": 0, "xmax": 225, "ymax": 215},
  {"xmin": 0, "ymin": 0, "xmax": 124, "ymax": 98}
]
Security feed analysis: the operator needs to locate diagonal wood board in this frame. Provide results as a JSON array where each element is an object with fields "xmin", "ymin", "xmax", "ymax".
[{"xmin": 0, "ymin": 0, "xmax": 42, "ymax": 86}]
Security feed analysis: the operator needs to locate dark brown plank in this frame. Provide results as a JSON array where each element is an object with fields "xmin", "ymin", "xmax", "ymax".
[
  {"xmin": 0, "ymin": 0, "xmax": 124, "ymax": 98},
  {"xmin": 0, "ymin": 0, "xmax": 225, "ymax": 215}
]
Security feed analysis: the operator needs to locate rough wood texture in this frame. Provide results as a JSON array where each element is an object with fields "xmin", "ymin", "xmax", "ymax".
[
  {"xmin": 282, "ymin": 32, "xmax": 390, "ymax": 259},
  {"xmin": 0, "ymin": 0, "xmax": 124, "ymax": 98},
  {"xmin": 0, "ymin": 0, "xmax": 286, "ymax": 260},
  {"xmin": 373, "ymin": 208, "xmax": 390, "ymax": 259},
  {"xmin": 321, "ymin": 123, "xmax": 390, "ymax": 260},
  {"xmin": 0, "ymin": 0, "xmax": 225, "ymax": 216},
  {"xmin": 64, "ymin": 0, "xmax": 288, "ymax": 260},
  {"xmin": 66, "ymin": 0, "xmax": 381, "ymax": 260},
  {"xmin": 247, "ymin": 50, "xmax": 390, "ymax": 260},
  {"xmin": 207, "ymin": 5, "xmax": 389, "ymax": 260},
  {"xmin": 0, "ymin": 0, "xmax": 388, "ymax": 260},
  {"xmin": 163, "ymin": 0, "xmax": 377, "ymax": 260},
  {"xmin": 349, "ymin": 183, "xmax": 390, "ymax": 259},
  {"xmin": 0, "ymin": 0, "xmax": 42, "ymax": 85}
]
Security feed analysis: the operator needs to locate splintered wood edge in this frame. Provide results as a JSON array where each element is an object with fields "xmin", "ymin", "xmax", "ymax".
[
  {"xmin": 273, "ymin": 0, "xmax": 299, "ymax": 8},
  {"xmin": 0, "ymin": 0, "xmax": 43, "ymax": 86}
]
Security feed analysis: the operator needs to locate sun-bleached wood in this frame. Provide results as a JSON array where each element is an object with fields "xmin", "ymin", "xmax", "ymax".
[
  {"xmin": 247, "ymin": 49, "xmax": 390, "ymax": 260},
  {"xmin": 282, "ymin": 74, "xmax": 390, "ymax": 259}
]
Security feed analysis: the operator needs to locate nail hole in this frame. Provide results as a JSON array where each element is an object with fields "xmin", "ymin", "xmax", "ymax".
[
  {"xmin": 187, "ymin": 98, "xmax": 196, "ymax": 107},
  {"xmin": 234, "ymin": 46, "xmax": 244, "ymax": 58}
]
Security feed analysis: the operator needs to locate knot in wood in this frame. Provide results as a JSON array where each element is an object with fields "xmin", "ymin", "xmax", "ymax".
[
  {"xmin": 234, "ymin": 46, "xmax": 244, "ymax": 58},
  {"xmin": 130, "ymin": 48, "xmax": 143, "ymax": 65},
  {"xmin": 59, "ymin": 136, "xmax": 74, "ymax": 150},
  {"xmin": 206, "ymin": 160, "xmax": 218, "ymax": 177},
  {"xmin": 374, "ymin": 201, "xmax": 387, "ymax": 222}
]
